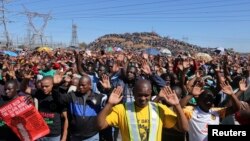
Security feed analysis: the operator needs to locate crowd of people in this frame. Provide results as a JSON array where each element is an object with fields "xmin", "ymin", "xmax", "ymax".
[{"xmin": 0, "ymin": 37, "xmax": 249, "ymax": 141}]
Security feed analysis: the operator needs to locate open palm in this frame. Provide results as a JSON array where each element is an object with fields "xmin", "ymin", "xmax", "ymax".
[
  {"xmin": 192, "ymin": 83, "xmax": 204, "ymax": 97},
  {"xmin": 239, "ymin": 79, "xmax": 248, "ymax": 92},
  {"xmin": 100, "ymin": 75, "xmax": 111, "ymax": 89},
  {"xmin": 220, "ymin": 81, "xmax": 234, "ymax": 95},
  {"xmin": 160, "ymin": 86, "xmax": 180, "ymax": 106},
  {"xmin": 108, "ymin": 86, "xmax": 123, "ymax": 105}
]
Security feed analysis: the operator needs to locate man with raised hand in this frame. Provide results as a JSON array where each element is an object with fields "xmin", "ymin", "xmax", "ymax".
[{"xmin": 97, "ymin": 79, "xmax": 188, "ymax": 141}]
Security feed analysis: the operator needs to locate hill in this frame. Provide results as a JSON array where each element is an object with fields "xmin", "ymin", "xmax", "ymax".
[{"xmin": 88, "ymin": 32, "xmax": 214, "ymax": 54}]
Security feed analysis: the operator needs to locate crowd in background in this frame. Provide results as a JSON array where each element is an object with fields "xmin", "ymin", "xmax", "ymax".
[{"xmin": 0, "ymin": 33, "xmax": 249, "ymax": 141}]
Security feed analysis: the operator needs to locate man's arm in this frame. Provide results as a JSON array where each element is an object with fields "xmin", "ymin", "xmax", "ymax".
[
  {"xmin": 220, "ymin": 81, "xmax": 241, "ymax": 117},
  {"xmin": 179, "ymin": 95, "xmax": 193, "ymax": 108},
  {"xmin": 20, "ymin": 72, "xmax": 34, "ymax": 94},
  {"xmin": 225, "ymin": 79, "xmax": 248, "ymax": 107},
  {"xmin": 97, "ymin": 86, "xmax": 123, "ymax": 130},
  {"xmin": 61, "ymin": 111, "xmax": 68, "ymax": 141},
  {"xmin": 173, "ymin": 104, "xmax": 189, "ymax": 132},
  {"xmin": 180, "ymin": 83, "xmax": 204, "ymax": 107},
  {"xmin": 97, "ymin": 103, "xmax": 114, "ymax": 130},
  {"xmin": 74, "ymin": 51, "xmax": 87, "ymax": 76}
]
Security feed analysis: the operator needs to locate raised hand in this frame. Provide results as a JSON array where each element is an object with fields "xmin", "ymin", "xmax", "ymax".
[
  {"xmin": 24, "ymin": 95, "xmax": 34, "ymax": 105},
  {"xmin": 239, "ymin": 79, "xmax": 248, "ymax": 92},
  {"xmin": 196, "ymin": 70, "xmax": 203, "ymax": 78},
  {"xmin": 127, "ymin": 53, "xmax": 133, "ymax": 60},
  {"xmin": 23, "ymin": 71, "xmax": 33, "ymax": 80},
  {"xmin": 53, "ymin": 74, "xmax": 63, "ymax": 85},
  {"xmin": 142, "ymin": 53, "xmax": 149, "ymax": 60},
  {"xmin": 108, "ymin": 86, "xmax": 123, "ymax": 105},
  {"xmin": 141, "ymin": 60, "xmax": 151, "ymax": 75},
  {"xmin": 100, "ymin": 75, "xmax": 111, "ymax": 89},
  {"xmin": 117, "ymin": 54, "xmax": 125, "ymax": 62},
  {"xmin": 215, "ymin": 63, "xmax": 221, "ymax": 72},
  {"xmin": 159, "ymin": 86, "xmax": 180, "ymax": 106},
  {"xmin": 112, "ymin": 62, "xmax": 120, "ymax": 73},
  {"xmin": 220, "ymin": 81, "xmax": 234, "ymax": 95},
  {"xmin": 192, "ymin": 83, "xmax": 204, "ymax": 97}
]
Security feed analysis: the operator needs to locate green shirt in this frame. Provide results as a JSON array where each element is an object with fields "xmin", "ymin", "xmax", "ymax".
[{"xmin": 39, "ymin": 69, "xmax": 56, "ymax": 77}]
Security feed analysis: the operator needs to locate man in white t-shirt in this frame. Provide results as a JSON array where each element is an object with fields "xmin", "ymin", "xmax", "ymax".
[{"xmin": 180, "ymin": 82, "xmax": 241, "ymax": 141}]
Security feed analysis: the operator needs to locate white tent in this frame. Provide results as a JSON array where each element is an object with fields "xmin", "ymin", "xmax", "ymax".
[
  {"xmin": 215, "ymin": 47, "xmax": 225, "ymax": 55},
  {"xmin": 160, "ymin": 48, "xmax": 171, "ymax": 56}
]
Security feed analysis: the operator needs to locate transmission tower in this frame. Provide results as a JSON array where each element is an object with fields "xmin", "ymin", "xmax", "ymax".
[
  {"xmin": 23, "ymin": 6, "xmax": 51, "ymax": 47},
  {"xmin": 26, "ymin": 24, "xmax": 31, "ymax": 46},
  {"xmin": 1, "ymin": 0, "xmax": 11, "ymax": 48},
  {"xmin": 70, "ymin": 21, "xmax": 79, "ymax": 47}
]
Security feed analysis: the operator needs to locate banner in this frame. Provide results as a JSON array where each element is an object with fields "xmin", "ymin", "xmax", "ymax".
[{"xmin": 0, "ymin": 96, "xmax": 50, "ymax": 141}]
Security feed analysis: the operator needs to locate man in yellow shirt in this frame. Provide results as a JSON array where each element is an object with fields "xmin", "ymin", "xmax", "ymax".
[{"xmin": 97, "ymin": 79, "xmax": 189, "ymax": 141}]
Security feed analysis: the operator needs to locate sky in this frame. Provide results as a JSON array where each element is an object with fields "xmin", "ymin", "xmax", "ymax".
[{"xmin": 2, "ymin": 0, "xmax": 250, "ymax": 52}]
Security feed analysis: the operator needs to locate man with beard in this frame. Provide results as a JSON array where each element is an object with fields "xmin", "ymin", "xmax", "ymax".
[{"xmin": 180, "ymin": 81, "xmax": 241, "ymax": 141}]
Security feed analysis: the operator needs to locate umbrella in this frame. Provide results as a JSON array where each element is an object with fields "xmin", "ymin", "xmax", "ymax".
[
  {"xmin": 195, "ymin": 52, "xmax": 213, "ymax": 63},
  {"xmin": 145, "ymin": 48, "xmax": 160, "ymax": 56},
  {"xmin": 160, "ymin": 48, "xmax": 171, "ymax": 56},
  {"xmin": 3, "ymin": 50, "xmax": 18, "ymax": 57},
  {"xmin": 37, "ymin": 46, "xmax": 52, "ymax": 52}
]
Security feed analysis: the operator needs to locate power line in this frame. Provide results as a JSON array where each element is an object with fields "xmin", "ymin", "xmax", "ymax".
[
  {"xmin": 50, "ymin": 0, "xmax": 250, "ymax": 22},
  {"xmin": 54, "ymin": 17, "xmax": 250, "ymax": 22},
  {"xmin": 52, "ymin": 0, "xmax": 250, "ymax": 15},
  {"xmin": 7, "ymin": 0, "xmax": 250, "ymax": 20},
  {"xmin": 8, "ymin": 0, "xmax": 47, "ymax": 6},
  {"xmin": 56, "ymin": 15, "xmax": 250, "ymax": 20},
  {"xmin": 50, "ymin": 0, "xmax": 185, "ymax": 15},
  {"xmin": 58, "ymin": 8, "xmax": 250, "ymax": 17},
  {"xmin": 33, "ymin": 0, "xmax": 126, "ymax": 11}
]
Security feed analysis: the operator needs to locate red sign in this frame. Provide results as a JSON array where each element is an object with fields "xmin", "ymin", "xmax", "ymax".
[{"xmin": 0, "ymin": 96, "xmax": 50, "ymax": 141}]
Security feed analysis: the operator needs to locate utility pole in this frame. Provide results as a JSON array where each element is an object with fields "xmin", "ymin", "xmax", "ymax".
[
  {"xmin": 1, "ymin": 0, "xmax": 11, "ymax": 48},
  {"xmin": 26, "ymin": 24, "xmax": 31, "ymax": 47},
  {"xmin": 70, "ymin": 20, "xmax": 79, "ymax": 47},
  {"xmin": 16, "ymin": 35, "xmax": 18, "ymax": 47}
]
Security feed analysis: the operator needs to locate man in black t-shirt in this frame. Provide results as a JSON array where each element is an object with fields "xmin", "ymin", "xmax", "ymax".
[
  {"xmin": 21, "ymin": 76, "xmax": 68, "ymax": 141},
  {"xmin": 0, "ymin": 80, "xmax": 21, "ymax": 141}
]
